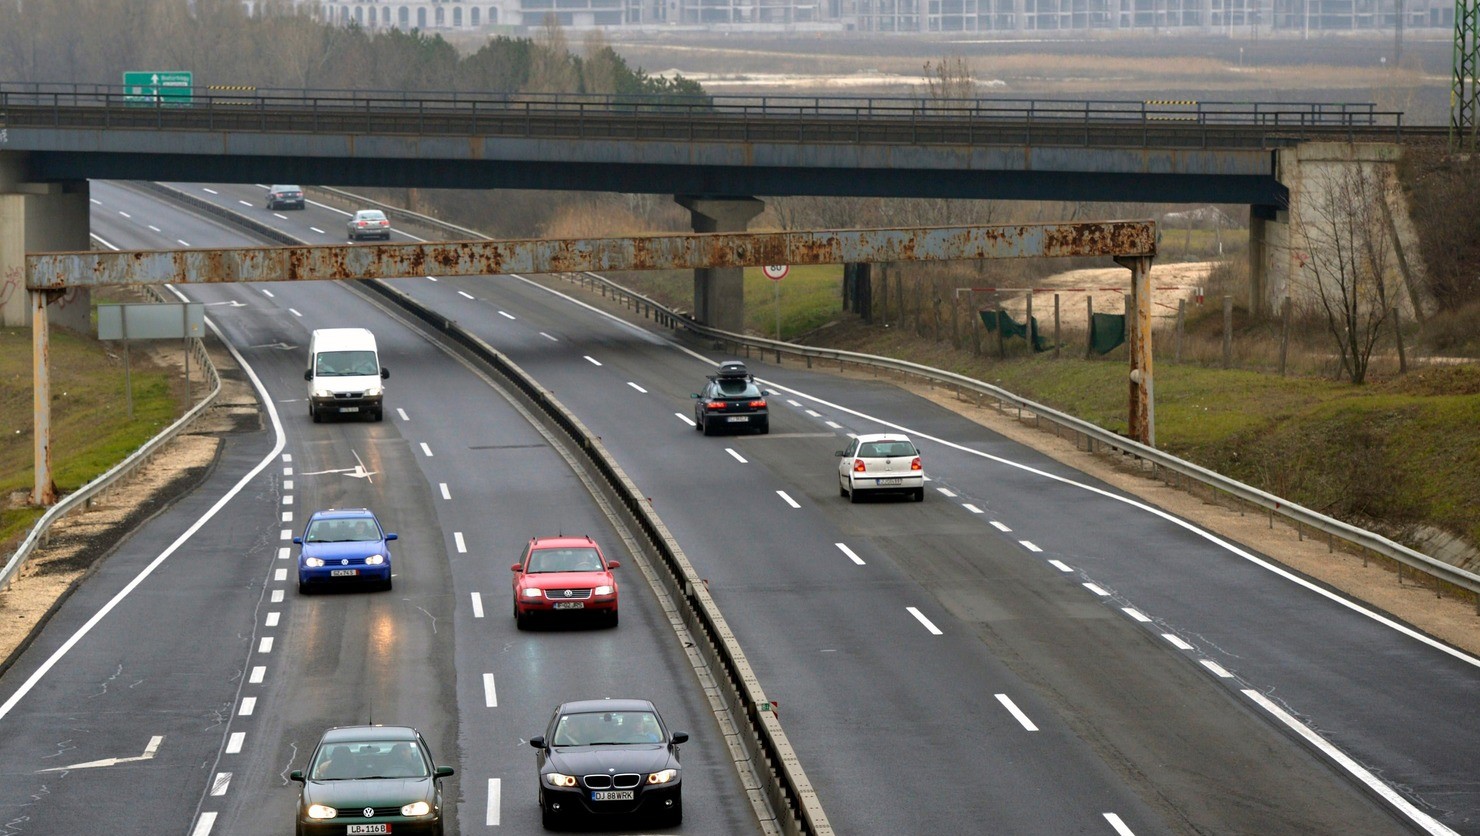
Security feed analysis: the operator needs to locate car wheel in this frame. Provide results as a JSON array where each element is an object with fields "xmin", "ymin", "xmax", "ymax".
[
  {"xmin": 692, "ymin": 414, "xmax": 702, "ymax": 432},
  {"xmin": 914, "ymin": 487, "xmax": 926, "ymax": 502},
  {"xmin": 756, "ymin": 423, "xmax": 769, "ymax": 435},
  {"xmin": 298, "ymin": 579, "xmax": 310, "ymax": 595},
  {"xmin": 382, "ymin": 577, "xmax": 394, "ymax": 592},
  {"xmin": 515, "ymin": 608, "xmax": 529, "ymax": 631},
  {"xmin": 839, "ymin": 479, "xmax": 848, "ymax": 498},
  {"xmin": 607, "ymin": 610, "xmax": 619, "ymax": 628},
  {"xmin": 848, "ymin": 483, "xmax": 861, "ymax": 504},
  {"xmin": 372, "ymin": 408, "xmax": 383, "ymax": 422},
  {"xmin": 700, "ymin": 417, "xmax": 715, "ymax": 436},
  {"xmin": 309, "ymin": 402, "xmax": 321, "ymax": 423}
]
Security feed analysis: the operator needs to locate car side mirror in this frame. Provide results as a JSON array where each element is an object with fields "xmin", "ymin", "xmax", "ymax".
[
  {"xmin": 434, "ymin": 765, "xmax": 455, "ymax": 778},
  {"xmin": 511, "ymin": 563, "xmax": 523, "ymax": 572},
  {"xmin": 384, "ymin": 533, "xmax": 398, "ymax": 541},
  {"xmin": 303, "ymin": 370, "xmax": 313, "ymax": 381},
  {"xmin": 292, "ymin": 537, "xmax": 303, "ymax": 544},
  {"xmin": 290, "ymin": 770, "xmax": 305, "ymax": 783},
  {"xmin": 690, "ymin": 393, "xmax": 699, "ymax": 399},
  {"xmin": 529, "ymin": 736, "xmax": 546, "ymax": 749},
  {"xmin": 381, "ymin": 367, "xmax": 389, "ymax": 380},
  {"xmin": 606, "ymin": 560, "xmax": 620, "ymax": 570},
  {"xmin": 670, "ymin": 732, "xmax": 689, "ymax": 745}
]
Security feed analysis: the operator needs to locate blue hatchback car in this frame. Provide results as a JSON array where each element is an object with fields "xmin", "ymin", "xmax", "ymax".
[{"xmin": 294, "ymin": 508, "xmax": 397, "ymax": 594}]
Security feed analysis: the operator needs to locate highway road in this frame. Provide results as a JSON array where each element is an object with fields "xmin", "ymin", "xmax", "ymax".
[{"xmin": 0, "ymin": 179, "xmax": 1474, "ymax": 835}]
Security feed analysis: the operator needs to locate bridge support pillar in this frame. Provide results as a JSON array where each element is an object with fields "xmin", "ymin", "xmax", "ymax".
[
  {"xmin": 1, "ymin": 157, "xmax": 91, "ymax": 329},
  {"xmin": 1248, "ymin": 204, "xmax": 1285, "ymax": 319},
  {"xmin": 676, "ymin": 196, "xmax": 765, "ymax": 334}
]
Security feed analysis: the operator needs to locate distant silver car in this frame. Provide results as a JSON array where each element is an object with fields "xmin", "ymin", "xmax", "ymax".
[
  {"xmin": 347, "ymin": 209, "xmax": 392, "ymax": 241},
  {"xmin": 837, "ymin": 432, "xmax": 925, "ymax": 502},
  {"xmin": 265, "ymin": 185, "xmax": 304, "ymax": 210}
]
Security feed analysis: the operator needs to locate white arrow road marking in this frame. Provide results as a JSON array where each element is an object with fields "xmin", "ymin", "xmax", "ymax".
[
  {"xmin": 40, "ymin": 735, "xmax": 163, "ymax": 771},
  {"xmin": 204, "ymin": 300, "xmax": 247, "ymax": 308},
  {"xmin": 300, "ymin": 465, "xmax": 377, "ymax": 481}
]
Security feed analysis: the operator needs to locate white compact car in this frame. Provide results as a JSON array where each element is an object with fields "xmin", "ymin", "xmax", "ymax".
[{"xmin": 837, "ymin": 433, "xmax": 925, "ymax": 502}]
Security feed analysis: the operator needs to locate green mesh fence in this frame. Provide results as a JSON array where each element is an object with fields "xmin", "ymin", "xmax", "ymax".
[
  {"xmin": 1090, "ymin": 313, "xmax": 1126, "ymax": 355},
  {"xmin": 979, "ymin": 309, "xmax": 1050, "ymax": 352}
]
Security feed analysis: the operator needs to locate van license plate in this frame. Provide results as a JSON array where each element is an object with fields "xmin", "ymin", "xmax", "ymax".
[
  {"xmin": 339, "ymin": 406, "xmax": 360, "ymax": 413},
  {"xmin": 330, "ymin": 569, "xmax": 359, "ymax": 577},
  {"xmin": 591, "ymin": 790, "xmax": 634, "ymax": 801}
]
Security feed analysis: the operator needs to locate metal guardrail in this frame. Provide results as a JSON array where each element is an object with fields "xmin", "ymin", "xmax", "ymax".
[
  {"xmin": 0, "ymin": 82, "xmax": 1417, "ymax": 147},
  {"xmin": 136, "ymin": 181, "xmax": 832, "ymax": 835},
  {"xmin": 556, "ymin": 270, "xmax": 1480, "ymax": 612},
  {"xmin": 0, "ymin": 291, "xmax": 222, "ymax": 591}
]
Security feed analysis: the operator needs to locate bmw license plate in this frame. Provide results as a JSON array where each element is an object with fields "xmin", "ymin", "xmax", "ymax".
[
  {"xmin": 877, "ymin": 478, "xmax": 902, "ymax": 485},
  {"xmin": 553, "ymin": 602, "xmax": 584, "ymax": 610},
  {"xmin": 345, "ymin": 825, "xmax": 389, "ymax": 834},
  {"xmin": 591, "ymin": 790, "xmax": 634, "ymax": 802},
  {"xmin": 726, "ymin": 416, "xmax": 749, "ymax": 422},
  {"xmin": 339, "ymin": 406, "xmax": 360, "ymax": 413},
  {"xmin": 330, "ymin": 569, "xmax": 359, "ymax": 577}
]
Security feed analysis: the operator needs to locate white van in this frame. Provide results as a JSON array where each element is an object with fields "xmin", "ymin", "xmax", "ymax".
[{"xmin": 304, "ymin": 328, "xmax": 388, "ymax": 422}]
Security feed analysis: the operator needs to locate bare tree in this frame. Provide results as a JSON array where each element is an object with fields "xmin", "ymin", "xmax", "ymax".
[
  {"xmin": 1291, "ymin": 164, "xmax": 1398, "ymax": 384},
  {"xmin": 526, "ymin": 13, "xmax": 579, "ymax": 94},
  {"xmin": 922, "ymin": 56, "xmax": 974, "ymax": 104},
  {"xmin": 580, "ymin": 30, "xmax": 619, "ymax": 96}
]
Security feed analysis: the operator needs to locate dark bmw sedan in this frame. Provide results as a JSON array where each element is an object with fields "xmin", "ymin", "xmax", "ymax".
[
  {"xmin": 530, "ymin": 699, "xmax": 686, "ymax": 829},
  {"xmin": 291, "ymin": 725, "xmax": 453, "ymax": 836}
]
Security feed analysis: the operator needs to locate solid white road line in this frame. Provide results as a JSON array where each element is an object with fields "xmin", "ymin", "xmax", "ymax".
[
  {"xmin": 454, "ymin": 532, "xmax": 467, "ymax": 554},
  {"xmin": 1020, "ymin": 540, "xmax": 1042, "ymax": 552},
  {"xmin": 675, "ymin": 413, "xmax": 696, "ymax": 427},
  {"xmin": 584, "ymin": 355, "xmax": 603, "ymax": 366},
  {"xmin": 1123, "ymin": 608, "xmax": 1152, "ymax": 623},
  {"xmin": 962, "ymin": 504, "xmax": 983, "ymax": 514},
  {"xmin": 397, "ymin": 408, "xmax": 410, "ymax": 421},
  {"xmin": 458, "ymin": 290, "xmax": 475, "ymax": 300},
  {"xmin": 226, "ymin": 733, "xmax": 245, "ymax": 754},
  {"xmin": 726, "ymin": 448, "xmax": 747, "ymax": 463},
  {"xmin": 1201, "ymin": 660, "xmax": 1234, "ymax": 678},
  {"xmin": 835, "ymin": 543, "xmax": 865, "ymax": 566},
  {"xmin": 190, "ymin": 812, "xmax": 217, "ymax": 836},
  {"xmin": 627, "ymin": 381, "xmax": 648, "ymax": 393},
  {"xmin": 211, "ymin": 772, "xmax": 232, "ymax": 796},
  {"xmin": 906, "ymin": 607, "xmax": 943, "ymax": 635},
  {"xmin": 238, "ymin": 697, "xmax": 256, "ymax": 716},
  {"xmin": 989, "ymin": 521, "xmax": 1011, "ymax": 532},
  {"xmin": 936, "ymin": 487, "xmax": 957, "ymax": 497},
  {"xmin": 420, "ymin": 442, "xmax": 434, "ymax": 457},
  {"xmin": 1163, "ymin": 634, "xmax": 1195, "ymax": 651},
  {"xmin": 487, "ymin": 778, "xmax": 502, "ymax": 826},
  {"xmin": 1103, "ymin": 812, "xmax": 1137, "ymax": 836},
  {"xmin": 250, "ymin": 666, "xmax": 266, "ymax": 684},
  {"xmin": 1084, "ymin": 583, "xmax": 1110, "ymax": 596},
  {"xmin": 777, "ymin": 491, "xmax": 801, "ymax": 509},
  {"xmin": 258, "ymin": 637, "xmax": 274, "ymax": 653},
  {"xmin": 995, "ymin": 694, "xmax": 1039, "ymax": 731},
  {"xmin": 483, "ymin": 673, "xmax": 498, "ymax": 707},
  {"xmin": 471, "ymin": 592, "xmax": 484, "ymax": 618},
  {"xmin": 1048, "ymin": 560, "xmax": 1075, "ymax": 573},
  {"xmin": 440, "ymin": 482, "xmax": 451, "ymax": 500},
  {"xmin": 1241, "ymin": 689, "xmax": 1459, "ymax": 835}
]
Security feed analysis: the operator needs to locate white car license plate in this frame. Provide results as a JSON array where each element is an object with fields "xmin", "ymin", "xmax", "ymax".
[
  {"xmin": 726, "ymin": 416, "xmax": 749, "ymax": 422},
  {"xmin": 330, "ymin": 568, "xmax": 359, "ymax": 577},
  {"xmin": 591, "ymin": 790, "xmax": 634, "ymax": 802},
  {"xmin": 553, "ymin": 602, "xmax": 584, "ymax": 610},
  {"xmin": 877, "ymin": 478, "xmax": 902, "ymax": 485},
  {"xmin": 339, "ymin": 406, "xmax": 360, "ymax": 413},
  {"xmin": 345, "ymin": 825, "xmax": 390, "ymax": 835}
]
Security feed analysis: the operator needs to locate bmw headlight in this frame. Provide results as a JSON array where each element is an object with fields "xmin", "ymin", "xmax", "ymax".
[
  {"xmin": 647, "ymin": 768, "xmax": 678, "ymax": 785},
  {"xmin": 545, "ymin": 772, "xmax": 578, "ymax": 788},
  {"xmin": 522, "ymin": 588, "xmax": 543, "ymax": 599},
  {"xmin": 365, "ymin": 554, "xmax": 385, "ymax": 565},
  {"xmin": 304, "ymin": 557, "xmax": 325, "ymax": 568},
  {"xmin": 593, "ymin": 585, "xmax": 613, "ymax": 596},
  {"xmin": 400, "ymin": 801, "xmax": 431, "ymax": 816},
  {"xmin": 306, "ymin": 804, "xmax": 337, "ymax": 819}
]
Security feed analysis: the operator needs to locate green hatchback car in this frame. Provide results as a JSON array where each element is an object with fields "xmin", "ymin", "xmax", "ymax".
[{"xmin": 291, "ymin": 725, "xmax": 454, "ymax": 836}]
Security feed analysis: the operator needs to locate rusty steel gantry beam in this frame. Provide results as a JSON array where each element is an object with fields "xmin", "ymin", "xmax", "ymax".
[
  {"xmin": 25, "ymin": 222, "xmax": 1156, "ymax": 289},
  {"xmin": 25, "ymin": 221, "xmax": 1157, "ymax": 506}
]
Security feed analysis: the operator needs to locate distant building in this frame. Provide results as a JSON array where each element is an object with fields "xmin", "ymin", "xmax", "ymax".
[{"xmin": 241, "ymin": 0, "xmax": 1453, "ymax": 31}]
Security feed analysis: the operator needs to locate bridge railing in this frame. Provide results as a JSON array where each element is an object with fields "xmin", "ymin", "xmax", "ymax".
[{"xmin": 0, "ymin": 82, "xmax": 1404, "ymax": 146}]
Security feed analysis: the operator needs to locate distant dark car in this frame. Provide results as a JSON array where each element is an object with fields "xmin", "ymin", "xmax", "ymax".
[
  {"xmin": 511, "ymin": 535, "xmax": 620, "ymax": 629},
  {"xmin": 291, "ymin": 725, "xmax": 453, "ymax": 836},
  {"xmin": 266, "ymin": 185, "xmax": 305, "ymax": 210},
  {"xmin": 294, "ymin": 508, "xmax": 396, "ymax": 593},
  {"xmin": 691, "ymin": 360, "xmax": 769, "ymax": 435},
  {"xmin": 347, "ymin": 209, "xmax": 392, "ymax": 241},
  {"xmin": 530, "ymin": 699, "xmax": 686, "ymax": 829}
]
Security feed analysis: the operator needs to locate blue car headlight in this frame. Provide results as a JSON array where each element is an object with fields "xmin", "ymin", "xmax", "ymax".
[
  {"xmin": 303, "ymin": 557, "xmax": 324, "ymax": 568},
  {"xmin": 365, "ymin": 554, "xmax": 385, "ymax": 565}
]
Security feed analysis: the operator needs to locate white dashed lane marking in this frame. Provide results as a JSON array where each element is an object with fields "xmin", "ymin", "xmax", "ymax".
[
  {"xmin": 584, "ymin": 355, "xmax": 603, "ymax": 366},
  {"xmin": 249, "ymin": 666, "xmax": 266, "ymax": 684},
  {"xmin": 420, "ymin": 442, "xmax": 434, "ymax": 457},
  {"xmin": 440, "ymin": 483, "xmax": 451, "ymax": 500},
  {"xmin": 277, "ymin": 547, "xmax": 288, "ymax": 560},
  {"xmin": 962, "ymin": 504, "xmax": 983, "ymax": 514},
  {"xmin": 1048, "ymin": 560, "xmax": 1074, "ymax": 573},
  {"xmin": 258, "ymin": 637, "xmax": 274, "ymax": 653},
  {"xmin": 191, "ymin": 813, "xmax": 216, "ymax": 836},
  {"xmin": 238, "ymin": 697, "xmax": 256, "ymax": 716},
  {"xmin": 936, "ymin": 488, "xmax": 957, "ymax": 497},
  {"xmin": 288, "ymin": 308, "xmax": 302, "ymax": 317},
  {"xmin": 499, "ymin": 311, "xmax": 516, "ymax": 320},
  {"xmin": 470, "ymin": 592, "xmax": 484, "ymax": 618},
  {"xmin": 226, "ymin": 733, "xmax": 245, "ymax": 754},
  {"xmin": 487, "ymin": 779, "xmax": 502, "ymax": 826},
  {"xmin": 273, "ymin": 569, "xmax": 286, "ymax": 582},
  {"xmin": 1020, "ymin": 541, "xmax": 1042, "ymax": 552},
  {"xmin": 454, "ymin": 532, "xmax": 467, "ymax": 554},
  {"xmin": 675, "ymin": 413, "xmax": 696, "ymax": 427},
  {"xmin": 627, "ymin": 382, "xmax": 648, "ymax": 393},
  {"xmin": 210, "ymin": 772, "xmax": 231, "ymax": 796},
  {"xmin": 540, "ymin": 332, "xmax": 558, "ymax": 341},
  {"xmin": 397, "ymin": 408, "xmax": 409, "ymax": 421},
  {"xmin": 1103, "ymin": 812, "xmax": 1137, "ymax": 836},
  {"xmin": 726, "ymin": 448, "xmax": 747, "ymax": 464},
  {"xmin": 906, "ymin": 607, "xmax": 943, "ymax": 635},
  {"xmin": 776, "ymin": 491, "xmax": 801, "ymax": 509},
  {"xmin": 483, "ymin": 673, "xmax": 498, "ymax": 707},
  {"xmin": 1163, "ymin": 634, "xmax": 1195, "ymax": 651},
  {"xmin": 279, "ymin": 529, "xmax": 291, "ymax": 541},
  {"xmin": 835, "ymin": 543, "xmax": 865, "ymax": 566},
  {"xmin": 310, "ymin": 227, "xmax": 325, "ymax": 235},
  {"xmin": 265, "ymin": 612, "xmax": 280, "ymax": 627},
  {"xmin": 270, "ymin": 590, "xmax": 284, "ymax": 603},
  {"xmin": 1201, "ymin": 661, "xmax": 1234, "ymax": 678},
  {"xmin": 1084, "ymin": 583, "xmax": 1110, "ymax": 597},
  {"xmin": 824, "ymin": 420, "xmax": 842, "ymax": 429},
  {"xmin": 1123, "ymin": 608, "xmax": 1152, "ymax": 623},
  {"xmin": 457, "ymin": 291, "xmax": 475, "ymax": 300},
  {"xmin": 995, "ymin": 694, "xmax": 1039, "ymax": 731},
  {"xmin": 989, "ymin": 521, "xmax": 1011, "ymax": 532}
]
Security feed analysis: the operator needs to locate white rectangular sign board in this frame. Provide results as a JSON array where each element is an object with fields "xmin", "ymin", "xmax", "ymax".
[{"xmin": 98, "ymin": 303, "xmax": 205, "ymax": 340}]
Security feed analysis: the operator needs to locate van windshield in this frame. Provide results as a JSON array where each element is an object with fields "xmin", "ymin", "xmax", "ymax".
[{"xmin": 315, "ymin": 350, "xmax": 378, "ymax": 377}]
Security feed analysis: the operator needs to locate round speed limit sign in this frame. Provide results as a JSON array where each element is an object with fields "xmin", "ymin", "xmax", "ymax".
[{"xmin": 762, "ymin": 264, "xmax": 789, "ymax": 281}]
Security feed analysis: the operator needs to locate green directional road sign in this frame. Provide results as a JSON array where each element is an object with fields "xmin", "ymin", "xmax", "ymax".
[{"xmin": 122, "ymin": 71, "xmax": 193, "ymax": 105}]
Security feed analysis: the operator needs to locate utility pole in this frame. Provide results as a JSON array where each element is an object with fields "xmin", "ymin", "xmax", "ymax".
[{"xmin": 1453, "ymin": 0, "xmax": 1480, "ymax": 151}]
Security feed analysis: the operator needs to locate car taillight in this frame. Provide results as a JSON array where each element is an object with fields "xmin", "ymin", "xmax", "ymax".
[
  {"xmin": 853, "ymin": 459, "xmax": 866, "ymax": 473},
  {"xmin": 748, "ymin": 399, "xmax": 766, "ymax": 408},
  {"xmin": 911, "ymin": 457, "xmax": 922, "ymax": 471},
  {"xmin": 706, "ymin": 402, "xmax": 725, "ymax": 410}
]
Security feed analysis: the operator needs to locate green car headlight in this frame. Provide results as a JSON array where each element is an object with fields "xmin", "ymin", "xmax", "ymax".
[{"xmin": 401, "ymin": 801, "xmax": 431, "ymax": 816}]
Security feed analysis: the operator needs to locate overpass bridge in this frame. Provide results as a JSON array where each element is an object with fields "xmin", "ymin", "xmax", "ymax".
[{"xmin": 0, "ymin": 83, "xmax": 1439, "ymax": 332}]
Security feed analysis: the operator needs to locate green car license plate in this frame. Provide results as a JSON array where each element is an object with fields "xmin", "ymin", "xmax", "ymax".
[{"xmin": 345, "ymin": 825, "xmax": 389, "ymax": 835}]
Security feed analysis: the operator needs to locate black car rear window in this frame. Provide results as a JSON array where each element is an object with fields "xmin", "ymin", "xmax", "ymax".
[{"xmin": 716, "ymin": 380, "xmax": 760, "ymax": 397}]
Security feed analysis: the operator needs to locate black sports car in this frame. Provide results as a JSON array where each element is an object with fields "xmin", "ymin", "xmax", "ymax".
[{"xmin": 529, "ymin": 699, "xmax": 686, "ymax": 829}]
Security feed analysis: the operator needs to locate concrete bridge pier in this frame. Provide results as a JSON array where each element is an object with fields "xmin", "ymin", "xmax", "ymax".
[
  {"xmin": 677, "ymin": 196, "xmax": 765, "ymax": 334},
  {"xmin": 1, "ymin": 153, "xmax": 92, "ymax": 330}
]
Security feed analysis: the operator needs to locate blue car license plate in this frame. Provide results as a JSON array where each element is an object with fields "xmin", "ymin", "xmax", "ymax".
[{"xmin": 330, "ymin": 568, "xmax": 358, "ymax": 577}]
